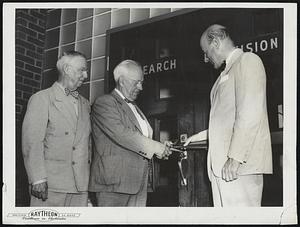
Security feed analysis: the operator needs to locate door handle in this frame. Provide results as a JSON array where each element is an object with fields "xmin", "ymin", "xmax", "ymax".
[{"xmin": 177, "ymin": 150, "xmax": 187, "ymax": 186}]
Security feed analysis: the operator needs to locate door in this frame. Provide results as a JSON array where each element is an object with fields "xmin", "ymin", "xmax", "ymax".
[{"xmin": 142, "ymin": 93, "xmax": 212, "ymax": 207}]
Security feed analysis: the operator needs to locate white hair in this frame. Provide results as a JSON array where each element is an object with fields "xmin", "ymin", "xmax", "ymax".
[
  {"xmin": 56, "ymin": 50, "xmax": 86, "ymax": 76},
  {"xmin": 113, "ymin": 59, "xmax": 142, "ymax": 83}
]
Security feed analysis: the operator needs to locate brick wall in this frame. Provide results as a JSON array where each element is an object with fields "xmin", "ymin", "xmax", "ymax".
[
  {"xmin": 15, "ymin": 9, "xmax": 47, "ymax": 206},
  {"xmin": 16, "ymin": 9, "xmax": 47, "ymax": 121}
]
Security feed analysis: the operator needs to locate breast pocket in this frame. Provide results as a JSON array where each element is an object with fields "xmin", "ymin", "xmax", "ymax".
[{"xmin": 44, "ymin": 136, "xmax": 71, "ymax": 161}]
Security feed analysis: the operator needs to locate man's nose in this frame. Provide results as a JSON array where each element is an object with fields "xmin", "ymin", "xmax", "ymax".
[
  {"xmin": 82, "ymin": 71, "xmax": 88, "ymax": 79},
  {"xmin": 137, "ymin": 83, "xmax": 143, "ymax": 90}
]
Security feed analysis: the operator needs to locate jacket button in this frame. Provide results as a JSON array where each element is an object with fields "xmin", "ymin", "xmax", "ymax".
[
  {"xmin": 72, "ymin": 147, "xmax": 75, "ymax": 150},
  {"xmin": 65, "ymin": 132, "xmax": 69, "ymax": 135},
  {"xmin": 72, "ymin": 161, "xmax": 75, "ymax": 165},
  {"xmin": 88, "ymin": 160, "xmax": 90, "ymax": 164}
]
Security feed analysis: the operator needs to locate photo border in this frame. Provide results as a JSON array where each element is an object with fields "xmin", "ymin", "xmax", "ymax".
[{"xmin": 3, "ymin": 2, "xmax": 297, "ymax": 224}]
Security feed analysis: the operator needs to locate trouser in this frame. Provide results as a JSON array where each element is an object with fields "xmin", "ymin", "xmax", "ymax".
[
  {"xmin": 210, "ymin": 173, "xmax": 263, "ymax": 207},
  {"xmin": 30, "ymin": 190, "xmax": 88, "ymax": 207},
  {"xmin": 96, "ymin": 173, "xmax": 148, "ymax": 207}
]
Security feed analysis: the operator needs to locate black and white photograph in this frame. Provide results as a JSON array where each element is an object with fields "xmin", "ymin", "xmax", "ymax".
[{"xmin": 3, "ymin": 2, "xmax": 297, "ymax": 224}]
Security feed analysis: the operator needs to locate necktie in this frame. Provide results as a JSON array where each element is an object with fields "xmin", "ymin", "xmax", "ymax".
[
  {"xmin": 65, "ymin": 88, "xmax": 79, "ymax": 99},
  {"xmin": 219, "ymin": 61, "xmax": 226, "ymax": 73},
  {"xmin": 124, "ymin": 98, "xmax": 135, "ymax": 105},
  {"xmin": 124, "ymin": 98, "xmax": 145, "ymax": 120}
]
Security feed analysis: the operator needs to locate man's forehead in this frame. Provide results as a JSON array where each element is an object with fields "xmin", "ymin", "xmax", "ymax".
[
  {"xmin": 128, "ymin": 65, "xmax": 142, "ymax": 73},
  {"xmin": 69, "ymin": 55, "xmax": 86, "ymax": 65},
  {"xmin": 126, "ymin": 66, "xmax": 143, "ymax": 79}
]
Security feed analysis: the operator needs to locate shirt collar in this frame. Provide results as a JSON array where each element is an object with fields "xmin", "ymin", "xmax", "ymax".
[
  {"xmin": 114, "ymin": 88, "xmax": 126, "ymax": 100},
  {"xmin": 226, "ymin": 48, "xmax": 239, "ymax": 65},
  {"xmin": 56, "ymin": 82, "xmax": 66, "ymax": 92}
]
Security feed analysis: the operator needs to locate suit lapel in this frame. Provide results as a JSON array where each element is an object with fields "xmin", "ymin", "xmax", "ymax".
[
  {"xmin": 210, "ymin": 76, "xmax": 222, "ymax": 104},
  {"xmin": 51, "ymin": 82, "xmax": 77, "ymax": 130},
  {"xmin": 222, "ymin": 48, "xmax": 244, "ymax": 75},
  {"xmin": 211, "ymin": 49, "xmax": 244, "ymax": 104},
  {"xmin": 73, "ymin": 96, "xmax": 89, "ymax": 146},
  {"xmin": 63, "ymin": 100, "xmax": 78, "ymax": 127},
  {"xmin": 111, "ymin": 90, "xmax": 143, "ymax": 134}
]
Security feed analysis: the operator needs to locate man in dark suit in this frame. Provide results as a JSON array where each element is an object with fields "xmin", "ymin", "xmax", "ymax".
[
  {"xmin": 22, "ymin": 50, "xmax": 91, "ymax": 206},
  {"xmin": 89, "ymin": 60, "xmax": 172, "ymax": 206}
]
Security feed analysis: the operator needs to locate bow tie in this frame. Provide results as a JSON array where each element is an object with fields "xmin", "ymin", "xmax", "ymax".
[
  {"xmin": 219, "ymin": 61, "xmax": 226, "ymax": 73},
  {"xmin": 64, "ymin": 88, "xmax": 79, "ymax": 99}
]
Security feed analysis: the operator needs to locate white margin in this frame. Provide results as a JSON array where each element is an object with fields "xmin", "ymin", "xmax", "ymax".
[{"xmin": 2, "ymin": 2, "xmax": 297, "ymax": 224}]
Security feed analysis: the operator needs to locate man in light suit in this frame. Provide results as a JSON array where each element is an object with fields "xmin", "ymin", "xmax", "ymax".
[
  {"xmin": 184, "ymin": 24, "xmax": 272, "ymax": 206},
  {"xmin": 22, "ymin": 50, "xmax": 91, "ymax": 206},
  {"xmin": 89, "ymin": 60, "xmax": 172, "ymax": 206}
]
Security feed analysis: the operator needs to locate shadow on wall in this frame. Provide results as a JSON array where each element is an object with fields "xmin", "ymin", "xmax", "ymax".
[
  {"xmin": 16, "ymin": 106, "xmax": 30, "ymax": 206},
  {"xmin": 42, "ymin": 68, "xmax": 58, "ymax": 89}
]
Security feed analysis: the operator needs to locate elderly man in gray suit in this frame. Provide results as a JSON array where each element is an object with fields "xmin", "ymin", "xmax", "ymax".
[
  {"xmin": 22, "ymin": 50, "xmax": 91, "ymax": 206},
  {"xmin": 184, "ymin": 24, "xmax": 273, "ymax": 206},
  {"xmin": 89, "ymin": 60, "xmax": 172, "ymax": 206}
]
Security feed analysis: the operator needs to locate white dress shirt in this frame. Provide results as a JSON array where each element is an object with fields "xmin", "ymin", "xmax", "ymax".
[{"xmin": 114, "ymin": 88, "xmax": 149, "ymax": 138}]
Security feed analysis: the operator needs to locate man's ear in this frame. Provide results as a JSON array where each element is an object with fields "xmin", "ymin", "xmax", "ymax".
[
  {"xmin": 211, "ymin": 38, "xmax": 221, "ymax": 49},
  {"xmin": 62, "ymin": 64, "xmax": 71, "ymax": 75},
  {"xmin": 118, "ymin": 76, "xmax": 125, "ymax": 87}
]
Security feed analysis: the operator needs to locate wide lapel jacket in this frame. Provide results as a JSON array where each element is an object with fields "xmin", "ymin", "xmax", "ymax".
[
  {"xmin": 51, "ymin": 82, "xmax": 77, "ymax": 131},
  {"xmin": 89, "ymin": 89, "xmax": 165, "ymax": 194},
  {"xmin": 208, "ymin": 48, "xmax": 272, "ymax": 177},
  {"xmin": 73, "ymin": 95, "xmax": 90, "ymax": 146},
  {"xmin": 22, "ymin": 82, "xmax": 91, "ymax": 191},
  {"xmin": 110, "ymin": 90, "xmax": 145, "ymax": 135},
  {"xmin": 210, "ymin": 49, "xmax": 244, "ymax": 106}
]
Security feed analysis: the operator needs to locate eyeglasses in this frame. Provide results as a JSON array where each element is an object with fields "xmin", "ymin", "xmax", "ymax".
[
  {"xmin": 78, "ymin": 67, "xmax": 88, "ymax": 73},
  {"xmin": 127, "ymin": 78, "xmax": 144, "ymax": 86},
  {"xmin": 70, "ymin": 65, "xmax": 88, "ymax": 74}
]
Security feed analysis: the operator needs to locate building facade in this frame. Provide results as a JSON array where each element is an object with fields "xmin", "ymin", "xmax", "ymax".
[{"xmin": 15, "ymin": 8, "xmax": 283, "ymax": 207}]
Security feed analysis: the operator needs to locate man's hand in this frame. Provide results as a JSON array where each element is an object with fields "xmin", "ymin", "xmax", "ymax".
[
  {"xmin": 31, "ymin": 182, "xmax": 48, "ymax": 201},
  {"xmin": 183, "ymin": 134, "xmax": 196, "ymax": 147},
  {"xmin": 163, "ymin": 141, "xmax": 173, "ymax": 159},
  {"xmin": 156, "ymin": 141, "xmax": 173, "ymax": 160},
  {"xmin": 221, "ymin": 158, "xmax": 241, "ymax": 182},
  {"xmin": 183, "ymin": 130, "xmax": 208, "ymax": 146}
]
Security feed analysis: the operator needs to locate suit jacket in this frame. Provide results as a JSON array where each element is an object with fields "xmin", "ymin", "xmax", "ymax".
[
  {"xmin": 22, "ymin": 82, "xmax": 91, "ymax": 193},
  {"xmin": 89, "ymin": 90, "xmax": 165, "ymax": 194},
  {"xmin": 207, "ymin": 48, "xmax": 273, "ymax": 179}
]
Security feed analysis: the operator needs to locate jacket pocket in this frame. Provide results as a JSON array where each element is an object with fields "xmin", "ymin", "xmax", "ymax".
[
  {"xmin": 97, "ymin": 155, "xmax": 122, "ymax": 185},
  {"xmin": 44, "ymin": 136, "xmax": 72, "ymax": 161}
]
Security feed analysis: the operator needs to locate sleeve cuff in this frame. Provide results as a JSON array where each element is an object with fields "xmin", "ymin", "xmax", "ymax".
[
  {"xmin": 228, "ymin": 155, "xmax": 244, "ymax": 164},
  {"xmin": 32, "ymin": 178, "xmax": 47, "ymax": 185}
]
